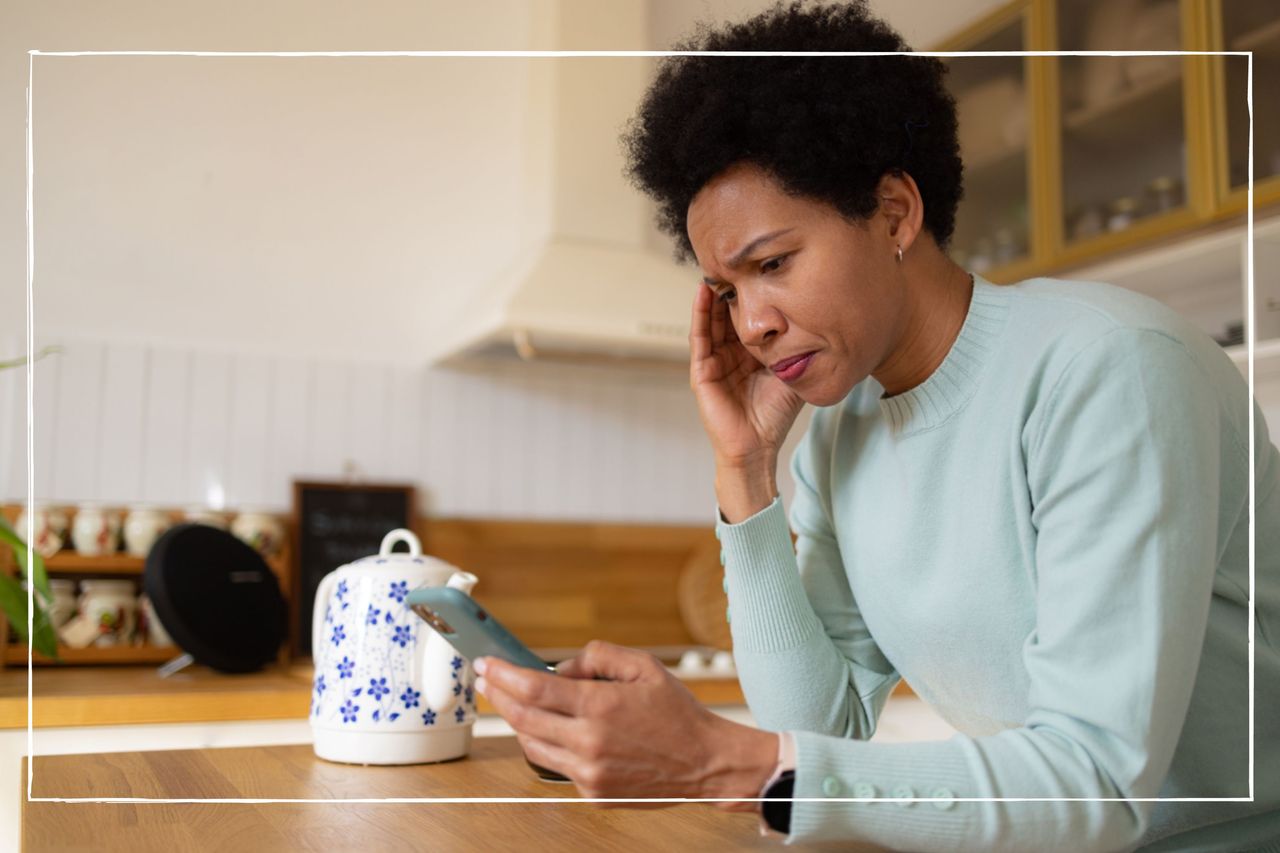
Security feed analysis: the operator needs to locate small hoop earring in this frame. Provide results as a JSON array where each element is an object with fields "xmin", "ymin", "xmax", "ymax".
[{"xmin": 895, "ymin": 245, "xmax": 903, "ymax": 263}]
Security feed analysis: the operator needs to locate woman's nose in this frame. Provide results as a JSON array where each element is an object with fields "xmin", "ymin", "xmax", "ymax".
[{"xmin": 734, "ymin": 293, "xmax": 783, "ymax": 347}]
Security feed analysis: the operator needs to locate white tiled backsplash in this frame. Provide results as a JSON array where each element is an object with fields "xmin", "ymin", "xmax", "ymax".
[{"xmin": 0, "ymin": 337, "xmax": 727, "ymax": 523}]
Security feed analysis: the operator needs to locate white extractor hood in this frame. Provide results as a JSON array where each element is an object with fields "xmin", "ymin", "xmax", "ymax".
[{"xmin": 425, "ymin": 0, "xmax": 698, "ymax": 370}]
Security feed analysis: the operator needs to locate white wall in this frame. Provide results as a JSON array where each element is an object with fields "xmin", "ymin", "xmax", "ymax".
[
  {"xmin": 15, "ymin": 48, "xmax": 551, "ymax": 365},
  {"xmin": 1, "ymin": 1, "xmax": 569, "ymax": 350}
]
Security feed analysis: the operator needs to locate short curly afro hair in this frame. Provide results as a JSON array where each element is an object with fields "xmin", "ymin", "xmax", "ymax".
[{"xmin": 621, "ymin": 0, "xmax": 963, "ymax": 263}]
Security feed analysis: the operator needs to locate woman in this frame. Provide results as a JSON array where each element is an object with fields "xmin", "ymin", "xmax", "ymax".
[{"xmin": 475, "ymin": 2, "xmax": 1280, "ymax": 850}]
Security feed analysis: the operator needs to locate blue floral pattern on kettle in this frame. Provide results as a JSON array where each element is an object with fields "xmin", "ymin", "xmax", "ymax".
[{"xmin": 310, "ymin": 528, "xmax": 478, "ymax": 733}]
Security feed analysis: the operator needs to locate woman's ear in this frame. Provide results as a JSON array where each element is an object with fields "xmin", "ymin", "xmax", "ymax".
[{"xmin": 876, "ymin": 171, "xmax": 926, "ymax": 255}]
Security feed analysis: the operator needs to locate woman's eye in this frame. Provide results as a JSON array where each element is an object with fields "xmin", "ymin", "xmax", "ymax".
[
  {"xmin": 717, "ymin": 289, "xmax": 736, "ymax": 304},
  {"xmin": 761, "ymin": 255, "xmax": 787, "ymax": 274}
]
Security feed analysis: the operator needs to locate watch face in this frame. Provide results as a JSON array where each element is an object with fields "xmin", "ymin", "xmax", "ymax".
[{"xmin": 762, "ymin": 770, "xmax": 796, "ymax": 833}]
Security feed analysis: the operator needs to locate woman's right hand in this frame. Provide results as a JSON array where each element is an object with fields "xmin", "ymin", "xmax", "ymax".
[{"xmin": 689, "ymin": 283, "xmax": 805, "ymax": 484}]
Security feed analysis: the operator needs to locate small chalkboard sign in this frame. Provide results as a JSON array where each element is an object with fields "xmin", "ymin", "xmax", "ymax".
[{"xmin": 292, "ymin": 481, "xmax": 416, "ymax": 656}]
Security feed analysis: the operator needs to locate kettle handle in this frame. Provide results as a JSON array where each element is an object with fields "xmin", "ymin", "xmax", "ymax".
[
  {"xmin": 312, "ymin": 571, "xmax": 339, "ymax": 661},
  {"xmin": 380, "ymin": 529, "xmax": 422, "ymax": 557},
  {"xmin": 420, "ymin": 626, "xmax": 461, "ymax": 715}
]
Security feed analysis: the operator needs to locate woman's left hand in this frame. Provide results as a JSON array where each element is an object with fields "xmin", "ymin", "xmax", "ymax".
[{"xmin": 474, "ymin": 640, "xmax": 777, "ymax": 811}]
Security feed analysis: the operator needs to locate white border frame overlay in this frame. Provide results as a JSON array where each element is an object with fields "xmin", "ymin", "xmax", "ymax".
[{"xmin": 23, "ymin": 48, "xmax": 1254, "ymax": 812}]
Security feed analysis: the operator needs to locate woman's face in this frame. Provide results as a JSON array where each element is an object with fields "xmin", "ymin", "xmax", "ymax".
[{"xmin": 686, "ymin": 162, "xmax": 906, "ymax": 407}]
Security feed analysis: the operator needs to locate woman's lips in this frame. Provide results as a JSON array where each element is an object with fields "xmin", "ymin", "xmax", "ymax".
[{"xmin": 771, "ymin": 352, "xmax": 816, "ymax": 383}]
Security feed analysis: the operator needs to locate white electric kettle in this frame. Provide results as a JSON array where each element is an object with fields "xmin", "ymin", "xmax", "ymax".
[{"xmin": 310, "ymin": 528, "xmax": 478, "ymax": 765}]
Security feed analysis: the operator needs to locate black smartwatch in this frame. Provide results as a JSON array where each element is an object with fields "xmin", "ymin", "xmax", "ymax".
[{"xmin": 762, "ymin": 770, "xmax": 795, "ymax": 834}]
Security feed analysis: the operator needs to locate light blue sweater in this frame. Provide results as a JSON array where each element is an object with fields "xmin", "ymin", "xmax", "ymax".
[{"xmin": 717, "ymin": 275, "xmax": 1280, "ymax": 852}]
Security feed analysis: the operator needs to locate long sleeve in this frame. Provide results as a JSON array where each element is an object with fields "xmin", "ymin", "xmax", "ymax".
[
  {"xmin": 716, "ymin": 327, "xmax": 1232, "ymax": 851},
  {"xmin": 718, "ymin": 415, "xmax": 901, "ymax": 741}
]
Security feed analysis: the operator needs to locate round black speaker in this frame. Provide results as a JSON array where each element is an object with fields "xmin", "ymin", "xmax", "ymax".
[{"xmin": 144, "ymin": 524, "xmax": 287, "ymax": 673}]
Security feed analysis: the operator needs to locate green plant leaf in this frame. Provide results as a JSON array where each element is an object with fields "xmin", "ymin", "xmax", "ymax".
[
  {"xmin": 0, "ymin": 344, "xmax": 63, "ymax": 372},
  {"xmin": 0, "ymin": 518, "xmax": 59, "ymax": 658},
  {"xmin": 0, "ymin": 574, "xmax": 59, "ymax": 659},
  {"xmin": 33, "ymin": 601, "xmax": 58, "ymax": 659},
  {"xmin": 0, "ymin": 574, "xmax": 26, "ymax": 634},
  {"xmin": 0, "ymin": 518, "xmax": 50, "ymax": 598}
]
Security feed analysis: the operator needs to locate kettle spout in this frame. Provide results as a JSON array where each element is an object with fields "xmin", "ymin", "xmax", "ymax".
[{"xmin": 447, "ymin": 571, "xmax": 478, "ymax": 595}]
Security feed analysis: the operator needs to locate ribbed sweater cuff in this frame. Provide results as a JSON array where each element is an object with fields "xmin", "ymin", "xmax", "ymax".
[
  {"xmin": 715, "ymin": 497, "xmax": 821, "ymax": 653},
  {"xmin": 786, "ymin": 731, "xmax": 977, "ymax": 846}
]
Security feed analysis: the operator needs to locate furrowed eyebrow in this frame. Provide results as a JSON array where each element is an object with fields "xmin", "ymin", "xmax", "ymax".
[{"xmin": 701, "ymin": 228, "xmax": 794, "ymax": 286}]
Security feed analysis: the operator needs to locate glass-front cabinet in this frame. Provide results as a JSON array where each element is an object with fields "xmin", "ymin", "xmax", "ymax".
[
  {"xmin": 945, "ymin": 11, "xmax": 1033, "ymax": 277},
  {"xmin": 937, "ymin": 0, "xmax": 1280, "ymax": 363},
  {"xmin": 1054, "ymin": 0, "xmax": 1194, "ymax": 249}
]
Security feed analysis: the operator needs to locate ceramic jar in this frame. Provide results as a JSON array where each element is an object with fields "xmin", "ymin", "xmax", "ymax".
[
  {"xmin": 78, "ymin": 579, "xmax": 137, "ymax": 647},
  {"xmin": 231, "ymin": 512, "xmax": 285, "ymax": 557},
  {"xmin": 123, "ymin": 507, "xmax": 171, "ymax": 557},
  {"xmin": 71, "ymin": 505, "xmax": 121, "ymax": 557},
  {"xmin": 310, "ymin": 529, "xmax": 479, "ymax": 766},
  {"xmin": 48, "ymin": 579, "xmax": 77, "ymax": 628},
  {"xmin": 15, "ymin": 505, "xmax": 70, "ymax": 558}
]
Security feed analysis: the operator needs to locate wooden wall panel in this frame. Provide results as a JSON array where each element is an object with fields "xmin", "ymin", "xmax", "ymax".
[
  {"xmin": 225, "ymin": 354, "xmax": 271, "ymax": 508},
  {"xmin": 0, "ymin": 335, "xmax": 26, "ymax": 501},
  {"xmin": 266, "ymin": 356, "xmax": 310, "ymax": 509},
  {"xmin": 95, "ymin": 344, "xmax": 147, "ymax": 505},
  {"xmin": 346, "ymin": 363, "xmax": 389, "ymax": 481},
  {"xmin": 50, "ymin": 341, "xmax": 103, "ymax": 501},
  {"xmin": 306, "ymin": 362, "xmax": 347, "ymax": 480},
  {"xmin": 417, "ymin": 516, "xmax": 717, "ymax": 650},
  {"xmin": 385, "ymin": 366, "xmax": 423, "ymax": 485},
  {"xmin": 32, "ymin": 347, "xmax": 60, "ymax": 502},
  {"xmin": 185, "ymin": 352, "xmax": 233, "ymax": 507},
  {"xmin": 139, "ymin": 347, "xmax": 189, "ymax": 506}
]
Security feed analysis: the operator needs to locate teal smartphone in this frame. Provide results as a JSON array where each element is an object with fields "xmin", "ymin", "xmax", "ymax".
[
  {"xmin": 406, "ymin": 587, "xmax": 554, "ymax": 673},
  {"xmin": 406, "ymin": 587, "xmax": 570, "ymax": 783}
]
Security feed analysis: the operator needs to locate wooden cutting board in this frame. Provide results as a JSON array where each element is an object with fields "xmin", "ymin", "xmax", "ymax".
[{"xmin": 676, "ymin": 538, "xmax": 732, "ymax": 651}]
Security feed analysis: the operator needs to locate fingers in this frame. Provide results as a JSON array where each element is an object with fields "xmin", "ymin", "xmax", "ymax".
[
  {"xmin": 708, "ymin": 288, "xmax": 726, "ymax": 353},
  {"xmin": 518, "ymin": 735, "xmax": 672, "ymax": 807},
  {"xmin": 553, "ymin": 640, "xmax": 659, "ymax": 683},
  {"xmin": 517, "ymin": 732, "xmax": 580, "ymax": 782},
  {"xmin": 481, "ymin": 675, "xmax": 578, "ymax": 749},
  {"xmin": 477, "ymin": 655, "xmax": 588, "ymax": 717},
  {"xmin": 689, "ymin": 283, "xmax": 713, "ymax": 366}
]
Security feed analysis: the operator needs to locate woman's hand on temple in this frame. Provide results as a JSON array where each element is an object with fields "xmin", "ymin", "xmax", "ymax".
[
  {"xmin": 690, "ymin": 284, "xmax": 805, "ymax": 520},
  {"xmin": 474, "ymin": 640, "xmax": 778, "ymax": 812}
]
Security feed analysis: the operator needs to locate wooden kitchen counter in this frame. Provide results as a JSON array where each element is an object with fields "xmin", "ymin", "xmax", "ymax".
[
  {"xmin": 21, "ymin": 736, "xmax": 867, "ymax": 851},
  {"xmin": 0, "ymin": 663, "xmax": 747, "ymax": 729}
]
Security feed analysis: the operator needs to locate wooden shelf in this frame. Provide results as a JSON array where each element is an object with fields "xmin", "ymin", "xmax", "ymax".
[
  {"xmin": 3, "ymin": 643, "xmax": 180, "ymax": 666},
  {"xmin": 1, "ymin": 504, "xmax": 294, "ymax": 669},
  {"xmin": 1063, "ymin": 67, "xmax": 1182, "ymax": 144},
  {"xmin": 36, "ymin": 550, "xmax": 286, "ymax": 576},
  {"xmin": 41, "ymin": 552, "xmax": 145, "ymax": 574}
]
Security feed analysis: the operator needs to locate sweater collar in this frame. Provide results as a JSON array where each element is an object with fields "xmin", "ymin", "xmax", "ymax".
[{"xmin": 877, "ymin": 273, "xmax": 1009, "ymax": 435}]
